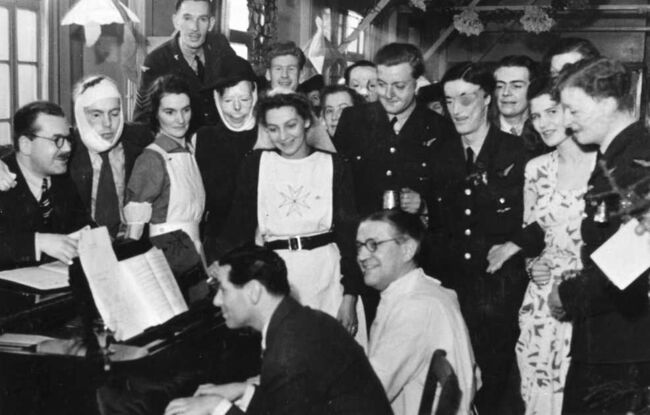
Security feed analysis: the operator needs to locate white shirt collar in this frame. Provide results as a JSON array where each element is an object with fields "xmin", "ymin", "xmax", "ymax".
[
  {"xmin": 381, "ymin": 268, "xmax": 440, "ymax": 300},
  {"xmin": 499, "ymin": 115, "xmax": 525, "ymax": 136}
]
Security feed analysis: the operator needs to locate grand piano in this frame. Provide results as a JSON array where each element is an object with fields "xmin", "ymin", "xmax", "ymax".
[{"xmin": 0, "ymin": 240, "xmax": 261, "ymax": 415}]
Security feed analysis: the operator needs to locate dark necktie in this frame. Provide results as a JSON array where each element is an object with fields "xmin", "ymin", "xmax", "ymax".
[
  {"xmin": 95, "ymin": 151, "xmax": 121, "ymax": 237},
  {"xmin": 39, "ymin": 178, "xmax": 53, "ymax": 230},
  {"xmin": 510, "ymin": 126, "xmax": 519, "ymax": 136},
  {"xmin": 390, "ymin": 117, "xmax": 398, "ymax": 135},
  {"xmin": 466, "ymin": 147, "xmax": 475, "ymax": 174},
  {"xmin": 195, "ymin": 56, "xmax": 204, "ymax": 81}
]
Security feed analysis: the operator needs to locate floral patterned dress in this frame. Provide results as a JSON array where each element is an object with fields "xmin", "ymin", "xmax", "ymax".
[{"xmin": 515, "ymin": 150, "xmax": 594, "ymax": 415}]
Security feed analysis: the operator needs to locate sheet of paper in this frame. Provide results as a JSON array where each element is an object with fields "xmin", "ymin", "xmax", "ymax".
[
  {"xmin": 0, "ymin": 262, "xmax": 69, "ymax": 291},
  {"xmin": 144, "ymin": 249, "xmax": 188, "ymax": 315},
  {"xmin": 591, "ymin": 219, "xmax": 650, "ymax": 290},
  {"xmin": 78, "ymin": 227, "xmax": 152, "ymax": 340}
]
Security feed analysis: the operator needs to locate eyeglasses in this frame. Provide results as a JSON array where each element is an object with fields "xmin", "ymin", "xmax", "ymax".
[
  {"xmin": 30, "ymin": 133, "xmax": 72, "ymax": 149},
  {"xmin": 355, "ymin": 238, "xmax": 400, "ymax": 253}
]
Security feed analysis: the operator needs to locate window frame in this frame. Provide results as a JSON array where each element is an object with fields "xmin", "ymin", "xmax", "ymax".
[{"xmin": 0, "ymin": 0, "xmax": 48, "ymax": 145}]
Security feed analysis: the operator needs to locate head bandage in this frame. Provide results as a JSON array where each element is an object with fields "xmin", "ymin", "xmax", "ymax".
[{"xmin": 74, "ymin": 76, "xmax": 124, "ymax": 153}]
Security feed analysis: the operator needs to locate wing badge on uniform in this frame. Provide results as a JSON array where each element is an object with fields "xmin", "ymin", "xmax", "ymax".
[
  {"xmin": 498, "ymin": 163, "xmax": 515, "ymax": 177},
  {"xmin": 633, "ymin": 159, "xmax": 650, "ymax": 168},
  {"xmin": 424, "ymin": 137, "xmax": 438, "ymax": 147}
]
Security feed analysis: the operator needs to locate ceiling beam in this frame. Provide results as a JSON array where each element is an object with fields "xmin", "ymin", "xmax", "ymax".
[{"xmin": 338, "ymin": 0, "xmax": 392, "ymax": 53}]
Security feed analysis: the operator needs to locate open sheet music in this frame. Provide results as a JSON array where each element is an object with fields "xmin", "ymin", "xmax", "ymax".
[
  {"xmin": 0, "ymin": 261, "xmax": 69, "ymax": 292},
  {"xmin": 78, "ymin": 227, "xmax": 188, "ymax": 341}
]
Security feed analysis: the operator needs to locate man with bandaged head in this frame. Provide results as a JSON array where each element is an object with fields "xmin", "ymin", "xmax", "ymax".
[{"xmin": 0, "ymin": 76, "xmax": 152, "ymax": 237}]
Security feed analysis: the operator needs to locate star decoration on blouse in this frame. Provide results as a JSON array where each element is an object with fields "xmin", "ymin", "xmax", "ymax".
[{"xmin": 279, "ymin": 185, "xmax": 311, "ymax": 216}]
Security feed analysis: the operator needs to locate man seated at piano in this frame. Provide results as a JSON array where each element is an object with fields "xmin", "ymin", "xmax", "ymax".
[
  {"xmin": 0, "ymin": 101, "xmax": 91, "ymax": 269},
  {"xmin": 164, "ymin": 244, "xmax": 392, "ymax": 415}
]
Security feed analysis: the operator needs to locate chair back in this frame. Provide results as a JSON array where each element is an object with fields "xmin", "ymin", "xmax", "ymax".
[{"xmin": 418, "ymin": 349, "xmax": 461, "ymax": 415}]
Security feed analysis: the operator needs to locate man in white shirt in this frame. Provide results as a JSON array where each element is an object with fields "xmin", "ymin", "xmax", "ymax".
[
  {"xmin": 164, "ymin": 245, "xmax": 391, "ymax": 415},
  {"xmin": 357, "ymin": 210, "xmax": 479, "ymax": 415}
]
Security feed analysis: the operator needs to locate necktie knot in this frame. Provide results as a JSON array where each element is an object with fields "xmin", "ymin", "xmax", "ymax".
[
  {"xmin": 39, "ymin": 177, "xmax": 52, "ymax": 230},
  {"xmin": 390, "ymin": 117, "xmax": 398, "ymax": 134},
  {"xmin": 466, "ymin": 147, "xmax": 475, "ymax": 174}
]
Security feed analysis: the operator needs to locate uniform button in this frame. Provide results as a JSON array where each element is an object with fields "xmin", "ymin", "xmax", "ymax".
[
  {"xmin": 389, "ymin": 147, "xmax": 396, "ymax": 154},
  {"xmin": 437, "ymin": 197, "xmax": 442, "ymax": 202},
  {"xmin": 356, "ymin": 155, "xmax": 362, "ymax": 160},
  {"xmin": 464, "ymin": 209, "xmax": 471, "ymax": 216},
  {"xmin": 386, "ymin": 170, "xmax": 393, "ymax": 176},
  {"xmin": 464, "ymin": 253, "xmax": 471, "ymax": 260},
  {"xmin": 421, "ymin": 162, "xmax": 427, "ymax": 167},
  {"xmin": 499, "ymin": 197, "xmax": 506, "ymax": 204},
  {"xmin": 464, "ymin": 228, "xmax": 471, "ymax": 236},
  {"xmin": 464, "ymin": 188, "xmax": 472, "ymax": 196}
]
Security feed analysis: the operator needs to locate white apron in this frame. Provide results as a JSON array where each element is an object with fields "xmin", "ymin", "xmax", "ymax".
[
  {"xmin": 257, "ymin": 151, "xmax": 367, "ymax": 348},
  {"xmin": 147, "ymin": 143, "xmax": 206, "ymax": 262}
]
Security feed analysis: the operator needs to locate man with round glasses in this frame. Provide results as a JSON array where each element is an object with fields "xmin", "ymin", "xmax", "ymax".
[
  {"xmin": 0, "ymin": 101, "xmax": 90, "ymax": 269},
  {"xmin": 357, "ymin": 209, "xmax": 478, "ymax": 415}
]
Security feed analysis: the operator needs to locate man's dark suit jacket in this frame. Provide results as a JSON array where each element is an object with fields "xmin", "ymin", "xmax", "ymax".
[
  {"xmin": 0, "ymin": 155, "xmax": 91, "ymax": 270},
  {"xmin": 333, "ymin": 101, "xmax": 454, "ymax": 217},
  {"xmin": 133, "ymin": 32, "xmax": 236, "ymax": 133},
  {"xmin": 68, "ymin": 122, "xmax": 153, "ymax": 220},
  {"xmin": 227, "ymin": 297, "xmax": 392, "ymax": 415}
]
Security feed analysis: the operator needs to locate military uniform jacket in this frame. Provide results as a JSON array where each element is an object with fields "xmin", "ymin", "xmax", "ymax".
[
  {"xmin": 133, "ymin": 32, "xmax": 235, "ymax": 132},
  {"xmin": 559, "ymin": 121, "xmax": 650, "ymax": 363},
  {"xmin": 428, "ymin": 126, "xmax": 527, "ymax": 286},
  {"xmin": 0, "ymin": 155, "xmax": 91, "ymax": 270},
  {"xmin": 333, "ymin": 102, "xmax": 454, "ymax": 216}
]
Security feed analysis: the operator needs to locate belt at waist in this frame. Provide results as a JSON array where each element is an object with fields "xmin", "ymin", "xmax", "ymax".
[
  {"xmin": 265, "ymin": 232, "xmax": 335, "ymax": 251},
  {"xmin": 150, "ymin": 221, "xmax": 200, "ymax": 242}
]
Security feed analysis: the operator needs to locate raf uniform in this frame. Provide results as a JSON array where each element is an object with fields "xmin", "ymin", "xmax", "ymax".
[
  {"xmin": 333, "ymin": 101, "xmax": 453, "ymax": 325},
  {"xmin": 133, "ymin": 32, "xmax": 236, "ymax": 133},
  {"xmin": 428, "ymin": 125, "xmax": 528, "ymax": 414},
  {"xmin": 559, "ymin": 121, "xmax": 650, "ymax": 413},
  {"xmin": 333, "ymin": 102, "xmax": 453, "ymax": 217}
]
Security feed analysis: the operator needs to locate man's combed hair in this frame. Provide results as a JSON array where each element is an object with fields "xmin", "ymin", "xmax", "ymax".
[
  {"xmin": 219, "ymin": 244, "xmax": 290, "ymax": 296},
  {"xmin": 441, "ymin": 61, "xmax": 496, "ymax": 96},
  {"xmin": 175, "ymin": 0, "xmax": 215, "ymax": 13},
  {"xmin": 542, "ymin": 37, "xmax": 600, "ymax": 74},
  {"xmin": 554, "ymin": 57, "xmax": 634, "ymax": 112},
  {"xmin": 495, "ymin": 55, "xmax": 539, "ymax": 81},
  {"xmin": 374, "ymin": 43, "xmax": 425, "ymax": 79},
  {"xmin": 265, "ymin": 41, "xmax": 306, "ymax": 70},
  {"xmin": 12, "ymin": 101, "xmax": 65, "ymax": 149},
  {"xmin": 361, "ymin": 210, "xmax": 426, "ymax": 265}
]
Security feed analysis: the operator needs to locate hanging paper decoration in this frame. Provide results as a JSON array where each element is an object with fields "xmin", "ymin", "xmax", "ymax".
[
  {"xmin": 520, "ymin": 6, "xmax": 555, "ymax": 34},
  {"xmin": 61, "ymin": 0, "xmax": 140, "ymax": 47},
  {"xmin": 409, "ymin": 0, "xmax": 428, "ymax": 11},
  {"xmin": 453, "ymin": 8, "xmax": 484, "ymax": 36}
]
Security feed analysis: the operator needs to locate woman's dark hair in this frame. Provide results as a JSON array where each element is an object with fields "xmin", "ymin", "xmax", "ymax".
[
  {"xmin": 527, "ymin": 75, "xmax": 556, "ymax": 102},
  {"xmin": 218, "ymin": 244, "xmax": 290, "ymax": 296},
  {"xmin": 256, "ymin": 92, "xmax": 313, "ymax": 127},
  {"xmin": 542, "ymin": 37, "xmax": 600, "ymax": 75},
  {"xmin": 554, "ymin": 57, "xmax": 634, "ymax": 112},
  {"xmin": 148, "ymin": 75, "xmax": 192, "ymax": 133},
  {"xmin": 320, "ymin": 85, "xmax": 365, "ymax": 108},
  {"xmin": 361, "ymin": 210, "xmax": 425, "ymax": 261},
  {"xmin": 441, "ymin": 61, "xmax": 496, "ymax": 96}
]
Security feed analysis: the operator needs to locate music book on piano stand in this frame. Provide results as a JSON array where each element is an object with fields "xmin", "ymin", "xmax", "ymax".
[
  {"xmin": 78, "ymin": 227, "xmax": 189, "ymax": 341},
  {"xmin": 0, "ymin": 262, "xmax": 69, "ymax": 293}
]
